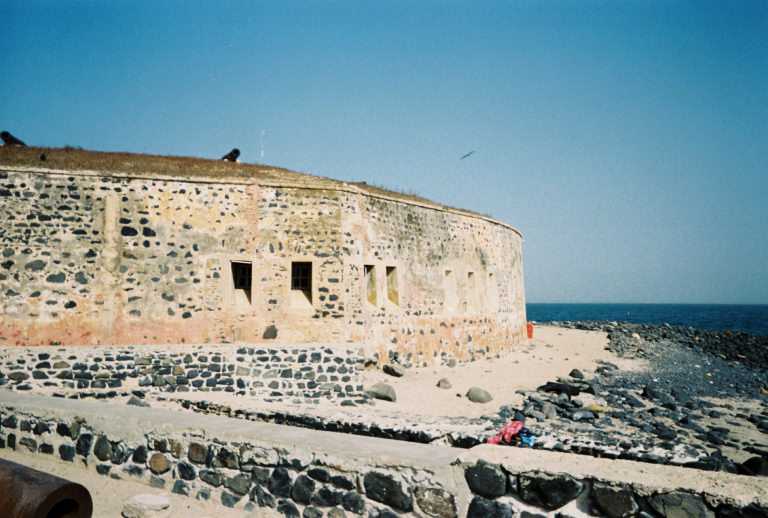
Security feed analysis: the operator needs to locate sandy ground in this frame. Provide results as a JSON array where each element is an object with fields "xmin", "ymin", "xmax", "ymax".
[
  {"xmin": 150, "ymin": 326, "xmax": 643, "ymax": 426},
  {"xmin": 361, "ymin": 325, "xmax": 644, "ymax": 418},
  {"xmin": 0, "ymin": 449, "xmax": 279, "ymax": 518}
]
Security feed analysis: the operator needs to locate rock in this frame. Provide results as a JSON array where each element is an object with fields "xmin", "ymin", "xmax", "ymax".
[
  {"xmin": 188, "ymin": 442, "xmax": 208, "ymax": 464},
  {"xmin": 59, "ymin": 444, "xmax": 76, "ymax": 462},
  {"xmin": 291, "ymin": 474, "xmax": 316, "ymax": 505},
  {"xmin": 366, "ymin": 382, "xmax": 397, "ymax": 402},
  {"xmin": 341, "ymin": 491, "xmax": 365, "ymax": 514},
  {"xmin": 466, "ymin": 387, "xmax": 493, "ymax": 403},
  {"xmin": 465, "ymin": 461, "xmax": 507, "ymax": 498},
  {"xmin": 94, "ymin": 436, "xmax": 113, "ymax": 461},
  {"xmin": 250, "ymin": 485, "xmax": 276, "ymax": 507},
  {"xmin": 276, "ymin": 499, "xmax": 300, "ymax": 517},
  {"xmin": 518, "ymin": 473, "xmax": 583, "ymax": 511},
  {"xmin": 591, "ymin": 482, "xmax": 638, "ymax": 517},
  {"xmin": 148, "ymin": 453, "xmax": 170, "ymax": 475},
  {"xmin": 8, "ymin": 371, "xmax": 29, "ymax": 382},
  {"xmin": 363, "ymin": 471, "xmax": 413, "ymax": 512},
  {"xmin": 436, "ymin": 378, "xmax": 452, "ymax": 389},
  {"xmin": 542, "ymin": 402, "xmax": 558, "ymax": 419},
  {"xmin": 741, "ymin": 456, "xmax": 768, "ymax": 476},
  {"xmin": 537, "ymin": 381, "xmax": 580, "ymax": 397},
  {"xmin": 127, "ymin": 396, "xmax": 149, "ymax": 407},
  {"xmin": 467, "ymin": 496, "xmax": 515, "ymax": 518},
  {"xmin": 327, "ymin": 508, "xmax": 347, "ymax": 518},
  {"xmin": 171, "ymin": 480, "xmax": 190, "ymax": 496},
  {"xmin": 121, "ymin": 494, "xmax": 170, "ymax": 518},
  {"xmin": 177, "ymin": 461, "xmax": 196, "ymax": 480},
  {"xmin": 225, "ymin": 474, "xmax": 252, "ymax": 495},
  {"xmin": 268, "ymin": 467, "xmax": 293, "ymax": 498},
  {"xmin": 303, "ymin": 506, "xmax": 324, "ymax": 518},
  {"xmin": 199, "ymin": 469, "xmax": 223, "ymax": 487},
  {"xmin": 220, "ymin": 491, "xmax": 240, "ymax": 508},
  {"xmin": 648, "ymin": 491, "xmax": 714, "ymax": 518},
  {"xmin": 310, "ymin": 487, "xmax": 343, "ymax": 507},
  {"xmin": 383, "ymin": 363, "xmax": 405, "ymax": 377},
  {"xmin": 414, "ymin": 486, "xmax": 457, "ymax": 517},
  {"xmin": 569, "ymin": 369, "xmax": 584, "ymax": 379},
  {"xmin": 263, "ymin": 325, "xmax": 278, "ymax": 339},
  {"xmin": 76, "ymin": 433, "xmax": 93, "ymax": 456},
  {"xmin": 571, "ymin": 410, "xmax": 596, "ymax": 422},
  {"xmin": 132, "ymin": 446, "xmax": 148, "ymax": 464}
]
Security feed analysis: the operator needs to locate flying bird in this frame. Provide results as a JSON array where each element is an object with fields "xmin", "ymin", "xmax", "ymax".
[
  {"xmin": 221, "ymin": 148, "xmax": 240, "ymax": 162},
  {"xmin": 1, "ymin": 131, "xmax": 26, "ymax": 147},
  {"xmin": 460, "ymin": 150, "xmax": 475, "ymax": 160}
]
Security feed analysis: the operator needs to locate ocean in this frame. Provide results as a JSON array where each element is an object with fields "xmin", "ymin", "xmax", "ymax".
[{"xmin": 526, "ymin": 303, "xmax": 768, "ymax": 337}]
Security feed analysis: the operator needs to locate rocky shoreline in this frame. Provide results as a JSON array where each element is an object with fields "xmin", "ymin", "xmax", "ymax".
[{"xmin": 500, "ymin": 321, "xmax": 768, "ymax": 475}]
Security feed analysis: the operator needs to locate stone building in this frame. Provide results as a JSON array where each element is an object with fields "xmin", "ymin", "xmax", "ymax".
[{"xmin": 0, "ymin": 148, "xmax": 526, "ymax": 363}]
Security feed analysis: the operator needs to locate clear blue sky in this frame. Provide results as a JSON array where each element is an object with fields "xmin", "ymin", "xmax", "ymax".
[{"xmin": 2, "ymin": 1, "xmax": 766, "ymax": 304}]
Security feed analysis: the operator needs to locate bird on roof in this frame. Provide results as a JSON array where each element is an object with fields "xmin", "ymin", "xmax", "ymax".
[
  {"xmin": 1, "ymin": 131, "xmax": 26, "ymax": 147},
  {"xmin": 460, "ymin": 150, "xmax": 475, "ymax": 160},
  {"xmin": 221, "ymin": 148, "xmax": 240, "ymax": 162}
]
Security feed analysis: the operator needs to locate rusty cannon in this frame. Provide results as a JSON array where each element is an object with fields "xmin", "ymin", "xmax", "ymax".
[{"xmin": 0, "ymin": 458, "xmax": 93, "ymax": 518}]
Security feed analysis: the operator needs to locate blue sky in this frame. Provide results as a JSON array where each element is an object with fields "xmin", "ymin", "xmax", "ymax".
[{"xmin": 2, "ymin": 1, "xmax": 766, "ymax": 304}]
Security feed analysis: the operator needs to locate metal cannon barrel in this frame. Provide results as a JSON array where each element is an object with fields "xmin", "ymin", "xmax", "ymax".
[{"xmin": 0, "ymin": 458, "xmax": 93, "ymax": 518}]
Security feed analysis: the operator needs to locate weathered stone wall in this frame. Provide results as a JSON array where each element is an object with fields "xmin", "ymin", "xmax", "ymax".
[
  {"xmin": 0, "ymin": 163, "xmax": 525, "ymax": 362},
  {"xmin": 0, "ymin": 344, "xmax": 369, "ymax": 407},
  {"xmin": 1, "ymin": 393, "xmax": 766, "ymax": 518}
]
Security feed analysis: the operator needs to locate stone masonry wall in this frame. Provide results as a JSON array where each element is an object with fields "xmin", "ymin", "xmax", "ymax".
[
  {"xmin": 1, "ymin": 395, "xmax": 766, "ymax": 518},
  {"xmin": 0, "ymin": 165, "xmax": 525, "ymax": 364},
  {"xmin": 0, "ymin": 344, "xmax": 369, "ymax": 407}
]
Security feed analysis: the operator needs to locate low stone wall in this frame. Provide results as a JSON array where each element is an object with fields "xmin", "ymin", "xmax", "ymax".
[
  {"xmin": 0, "ymin": 344, "xmax": 370, "ymax": 406},
  {"xmin": 1, "ymin": 392, "xmax": 766, "ymax": 517}
]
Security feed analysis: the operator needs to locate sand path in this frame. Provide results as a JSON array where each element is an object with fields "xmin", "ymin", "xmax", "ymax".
[{"xmin": 361, "ymin": 325, "xmax": 644, "ymax": 418}]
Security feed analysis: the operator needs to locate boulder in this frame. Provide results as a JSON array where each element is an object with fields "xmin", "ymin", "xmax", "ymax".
[
  {"xmin": 518, "ymin": 473, "xmax": 583, "ymax": 511},
  {"xmin": 466, "ymin": 387, "xmax": 493, "ymax": 403},
  {"xmin": 648, "ymin": 491, "xmax": 714, "ymax": 518},
  {"xmin": 121, "ymin": 494, "xmax": 170, "ymax": 518},
  {"xmin": 465, "ymin": 461, "xmax": 507, "ymax": 498},
  {"xmin": 366, "ymin": 383, "xmax": 397, "ymax": 402},
  {"xmin": 383, "ymin": 363, "xmax": 405, "ymax": 377},
  {"xmin": 363, "ymin": 471, "xmax": 412, "ymax": 511},
  {"xmin": 467, "ymin": 496, "xmax": 515, "ymax": 518},
  {"xmin": 148, "ymin": 453, "xmax": 170, "ymax": 475},
  {"xmin": 127, "ymin": 396, "xmax": 149, "ymax": 407},
  {"xmin": 414, "ymin": 486, "xmax": 457, "ymax": 517},
  {"xmin": 436, "ymin": 378, "xmax": 452, "ymax": 389},
  {"xmin": 591, "ymin": 482, "xmax": 638, "ymax": 517}
]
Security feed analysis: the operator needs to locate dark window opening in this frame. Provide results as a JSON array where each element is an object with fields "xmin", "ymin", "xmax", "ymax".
[
  {"xmin": 231, "ymin": 261, "xmax": 252, "ymax": 303},
  {"xmin": 291, "ymin": 261, "xmax": 312, "ymax": 303}
]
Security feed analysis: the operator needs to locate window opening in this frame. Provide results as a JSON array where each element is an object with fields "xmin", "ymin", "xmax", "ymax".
[
  {"xmin": 231, "ymin": 261, "xmax": 252, "ymax": 304},
  {"xmin": 364, "ymin": 265, "xmax": 377, "ymax": 305},
  {"xmin": 291, "ymin": 262, "xmax": 312, "ymax": 303},
  {"xmin": 386, "ymin": 266, "xmax": 399, "ymax": 305}
]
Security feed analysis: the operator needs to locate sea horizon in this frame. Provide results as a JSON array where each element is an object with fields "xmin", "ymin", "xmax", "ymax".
[{"xmin": 526, "ymin": 302, "xmax": 768, "ymax": 337}]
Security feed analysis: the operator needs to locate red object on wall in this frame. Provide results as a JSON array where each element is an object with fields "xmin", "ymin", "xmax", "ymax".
[{"xmin": 527, "ymin": 322, "xmax": 534, "ymax": 339}]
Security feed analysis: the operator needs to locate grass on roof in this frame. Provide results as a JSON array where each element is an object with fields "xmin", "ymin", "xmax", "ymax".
[{"xmin": 0, "ymin": 145, "xmax": 499, "ymax": 223}]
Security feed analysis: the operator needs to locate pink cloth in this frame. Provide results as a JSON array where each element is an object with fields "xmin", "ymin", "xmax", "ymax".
[{"xmin": 487, "ymin": 420, "xmax": 524, "ymax": 445}]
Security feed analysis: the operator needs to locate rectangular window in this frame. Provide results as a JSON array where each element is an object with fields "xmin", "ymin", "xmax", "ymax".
[
  {"xmin": 364, "ymin": 264, "xmax": 377, "ymax": 305},
  {"xmin": 231, "ymin": 261, "xmax": 252, "ymax": 304},
  {"xmin": 386, "ymin": 266, "xmax": 399, "ymax": 305},
  {"xmin": 291, "ymin": 261, "xmax": 312, "ymax": 303}
]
